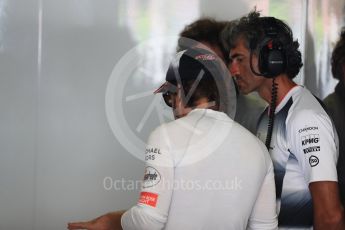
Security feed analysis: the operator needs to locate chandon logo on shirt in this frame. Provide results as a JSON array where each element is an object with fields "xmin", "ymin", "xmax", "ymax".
[
  {"xmin": 143, "ymin": 166, "xmax": 161, "ymax": 188},
  {"xmin": 298, "ymin": 126, "xmax": 319, "ymax": 133},
  {"xmin": 309, "ymin": 155, "xmax": 319, "ymax": 167}
]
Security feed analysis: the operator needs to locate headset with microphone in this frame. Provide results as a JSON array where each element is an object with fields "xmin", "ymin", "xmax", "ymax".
[
  {"xmin": 249, "ymin": 17, "xmax": 287, "ymax": 78},
  {"xmin": 249, "ymin": 17, "xmax": 290, "ymax": 149}
]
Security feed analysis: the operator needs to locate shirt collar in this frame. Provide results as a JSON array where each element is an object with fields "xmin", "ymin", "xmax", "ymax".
[{"xmin": 187, "ymin": 108, "xmax": 231, "ymax": 122}]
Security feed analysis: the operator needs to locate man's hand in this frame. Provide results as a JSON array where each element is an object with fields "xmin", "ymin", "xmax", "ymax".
[
  {"xmin": 310, "ymin": 181, "xmax": 345, "ymax": 230},
  {"xmin": 68, "ymin": 211, "xmax": 125, "ymax": 230}
]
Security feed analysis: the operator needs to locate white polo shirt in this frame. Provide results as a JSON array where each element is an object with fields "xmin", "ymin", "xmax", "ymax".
[
  {"xmin": 257, "ymin": 86, "xmax": 338, "ymax": 229},
  {"xmin": 122, "ymin": 108, "xmax": 278, "ymax": 230}
]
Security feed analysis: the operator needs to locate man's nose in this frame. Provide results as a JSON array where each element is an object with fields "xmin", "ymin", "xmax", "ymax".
[{"xmin": 229, "ymin": 62, "xmax": 239, "ymax": 77}]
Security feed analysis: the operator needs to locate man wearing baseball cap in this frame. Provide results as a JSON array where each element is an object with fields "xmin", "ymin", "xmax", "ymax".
[{"xmin": 68, "ymin": 48, "xmax": 277, "ymax": 230}]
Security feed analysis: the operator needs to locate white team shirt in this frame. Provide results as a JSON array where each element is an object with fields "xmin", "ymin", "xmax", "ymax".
[
  {"xmin": 122, "ymin": 108, "xmax": 278, "ymax": 230},
  {"xmin": 257, "ymin": 86, "xmax": 339, "ymax": 230}
]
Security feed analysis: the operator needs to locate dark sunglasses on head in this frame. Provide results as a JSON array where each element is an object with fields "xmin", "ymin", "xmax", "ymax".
[{"xmin": 162, "ymin": 91, "xmax": 176, "ymax": 107}]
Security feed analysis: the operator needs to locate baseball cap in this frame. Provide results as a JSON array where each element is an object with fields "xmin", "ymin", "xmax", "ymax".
[
  {"xmin": 154, "ymin": 47, "xmax": 237, "ymax": 119},
  {"xmin": 154, "ymin": 48, "xmax": 220, "ymax": 94}
]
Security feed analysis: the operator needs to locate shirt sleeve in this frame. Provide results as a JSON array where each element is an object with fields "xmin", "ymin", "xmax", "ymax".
[
  {"xmin": 289, "ymin": 109, "xmax": 338, "ymax": 184},
  {"xmin": 247, "ymin": 143, "xmax": 278, "ymax": 230},
  {"xmin": 121, "ymin": 125, "xmax": 175, "ymax": 230}
]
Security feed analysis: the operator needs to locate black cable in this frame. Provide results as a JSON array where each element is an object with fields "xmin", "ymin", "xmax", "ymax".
[
  {"xmin": 249, "ymin": 48, "xmax": 278, "ymax": 150},
  {"xmin": 265, "ymin": 77, "xmax": 278, "ymax": 150}
]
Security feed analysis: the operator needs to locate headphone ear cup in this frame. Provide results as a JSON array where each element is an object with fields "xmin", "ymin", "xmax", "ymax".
[
  {"xmin": 267, "ymin": 49, "xmax": 285, "ymax": 77},
  {"xmin": 258, "ymin": 43, "xmax": 269, "ymax": 76},
  {"xmin": 258, "ymin": 39, "xmax": 286, "ymax": 78}
]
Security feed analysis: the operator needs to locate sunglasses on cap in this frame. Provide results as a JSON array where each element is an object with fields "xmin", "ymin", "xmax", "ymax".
[
  {"xmin": 162, "ymin": 91, "xmax": 176, "ymax": 108},
  {"xmin": 154, "ymin": 82, "xmax": 178, "ymax": 108}
]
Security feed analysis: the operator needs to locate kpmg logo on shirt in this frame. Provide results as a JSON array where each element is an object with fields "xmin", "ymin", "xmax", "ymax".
[
  {"xmin": 309, "ymin": 155, "xmax": 319, "ymax": 167},
  {"xmin": 301, "ymin": 134, "xmax": 320, "ymax": 154},
  {"xmin": 143, "ymin": 166, "xmax": 161, "ymax": 188},
  {"xmin": 301, "ymin": 134, "xmax": 319, "ymax": 146}
]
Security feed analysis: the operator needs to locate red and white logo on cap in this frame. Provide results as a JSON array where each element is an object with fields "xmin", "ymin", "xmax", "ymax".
[{"xmin": 195, "ymin": 54, "xmax": 216, "ymax": 61}]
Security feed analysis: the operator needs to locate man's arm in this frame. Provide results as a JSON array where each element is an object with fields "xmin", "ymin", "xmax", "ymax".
[
  {"xmin": 310, "ymin": 181, "xmax": 345, "ymax": 230},
  {"xmin": 247, "ymin": 154, "xmax": 278, "ymax": 230},
  {"xmin": 68, "ymin": 210, "xmax": 126, "ymax": 230},
  {"xmin": 120, "ymin": 124, "xmax": 174, "ymax": 230},
  {"xmin": 247, "ymin": 143, "xmax": 278, "ymax": 230},
  {"xmin": 288, "ymin": 108, "xmax": 344, "ymax": 229},
  {"xmin": 68, "ymin": 125, "xmax": 174, "ymax": 230}
]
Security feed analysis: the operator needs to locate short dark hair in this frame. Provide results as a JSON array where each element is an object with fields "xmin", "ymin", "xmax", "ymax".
[
  {"xmin": 178, "ymin": 18, "xmax": 229, "ymax": 63},
  {"xmin": 223, "ymin": 10, "xmax": 303, "ymax": 79},
  {"xmin": 331, "ymin": 27, "xmax": 345, "ymax": 81}
]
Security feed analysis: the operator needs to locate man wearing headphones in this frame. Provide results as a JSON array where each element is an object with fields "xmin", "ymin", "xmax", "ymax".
[
  {"xmin": 178, "ymin": 18, "xmax": 267, "ymax": 134},
  {"xmin": 223, "ymin": 10, "xmax": 345, "ymax": 229}
]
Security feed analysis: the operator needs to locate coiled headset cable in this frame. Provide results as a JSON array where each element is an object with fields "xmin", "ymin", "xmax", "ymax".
[{"xmin": 265, "ymin": 77, "xmax": 278, "ymax": 150}]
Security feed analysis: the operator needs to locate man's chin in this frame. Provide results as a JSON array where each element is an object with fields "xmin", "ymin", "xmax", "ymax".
[{"xmin": 238, "ymin": 88, "xmax": 250, "ymax": 95}]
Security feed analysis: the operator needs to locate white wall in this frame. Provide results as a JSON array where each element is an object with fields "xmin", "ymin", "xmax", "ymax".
[
  {"xmin": 0, "ymin": 0, "xmax": 37, "ymax": 229},
  {"xmin": 0, "ymin": 0, "xmax": 342, "ymax": 229}
]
